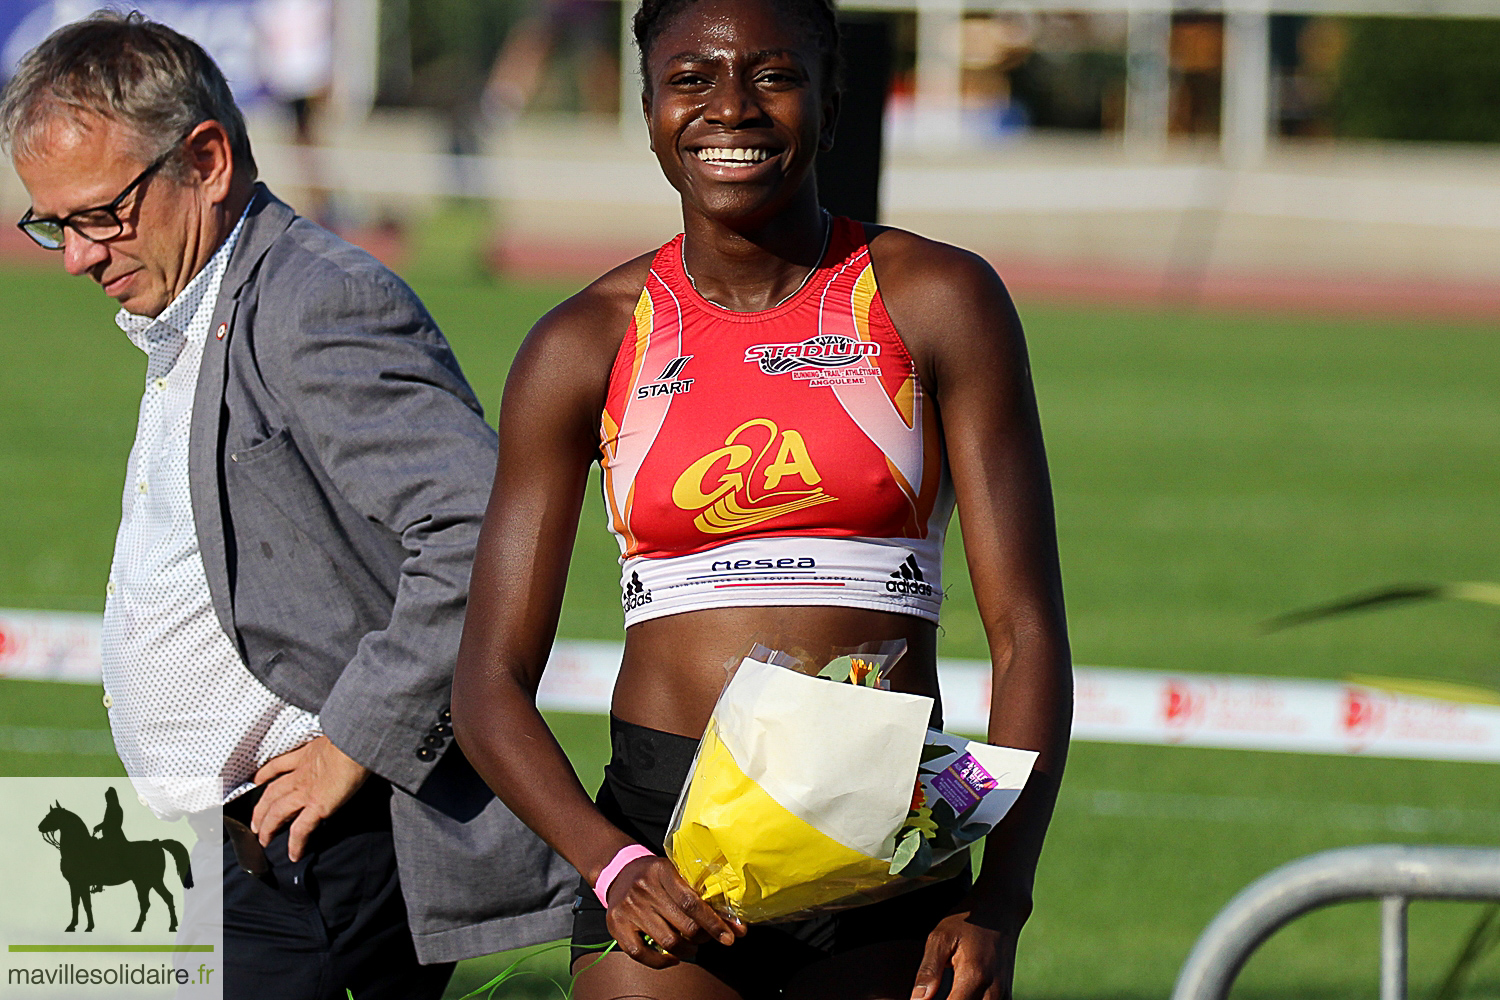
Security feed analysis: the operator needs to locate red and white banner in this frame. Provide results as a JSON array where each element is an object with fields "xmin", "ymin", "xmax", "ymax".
[
  {"xmin": 0, "ymin": 608, "xmax": 103, "ymax": 684},
  {"xmin": 531, "ymin": 642, "xmax": 1500, "ymax": 763},
  {"xmin": 6, "ymin": 608, "xmax": 1500, "ymax": 763},
  {"xmin": 1069, "ymin": 666, "xmax": 1500, "ymax": 763}
]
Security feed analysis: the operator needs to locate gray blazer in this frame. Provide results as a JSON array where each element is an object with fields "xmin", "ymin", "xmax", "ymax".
[{"xmin": 189, "ymin": 186, "xmax": 575, "ymax": 962}]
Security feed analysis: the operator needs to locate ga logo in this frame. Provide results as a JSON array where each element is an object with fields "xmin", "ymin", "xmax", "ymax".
[{"xmin": 672, "ymin": 418, "xmax": 837, "ymax": 534}]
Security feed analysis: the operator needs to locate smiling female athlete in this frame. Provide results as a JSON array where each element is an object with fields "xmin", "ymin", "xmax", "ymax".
[{"xmin": 451, "ymin": 0, "xmax": 1072, "ymax": 995}]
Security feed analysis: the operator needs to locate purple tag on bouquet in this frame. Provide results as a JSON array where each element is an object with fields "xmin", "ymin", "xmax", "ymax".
[{"xmin": 930, "ymin": 753, "xmax": 998, "ymax": 813}]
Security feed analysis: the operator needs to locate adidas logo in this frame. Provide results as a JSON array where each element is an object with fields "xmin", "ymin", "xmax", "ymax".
[
  {"xmin": 886, "ymin": 555, "xmax": 933, "ymax": 597},
  {"xmin": 622, "ymin": 570, "xmax": 653, "ymax": 612}
]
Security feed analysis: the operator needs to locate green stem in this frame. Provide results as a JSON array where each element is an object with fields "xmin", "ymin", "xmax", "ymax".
[
  {"xmin": 1433, "ymin": 903, "xmax": 1500, "ymax": 1000},
  {"xmin": 451, "ymin": 938, "xmax": 620, "ymax": 1000}
]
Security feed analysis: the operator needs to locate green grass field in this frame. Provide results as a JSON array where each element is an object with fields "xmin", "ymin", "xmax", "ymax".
[{"xmin": 2, "ymin": 250, "xmax": 1499, "ymax": 999}]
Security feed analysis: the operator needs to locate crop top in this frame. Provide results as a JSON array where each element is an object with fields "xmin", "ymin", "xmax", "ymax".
[{"xmin": 598, "ymin": 217, "xmax": 955, "ymax": 627}]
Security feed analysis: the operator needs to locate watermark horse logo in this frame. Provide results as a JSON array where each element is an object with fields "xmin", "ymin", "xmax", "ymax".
[{"xmin": 37, "ymin": 789, "xmax": 193, "ymax": 933}]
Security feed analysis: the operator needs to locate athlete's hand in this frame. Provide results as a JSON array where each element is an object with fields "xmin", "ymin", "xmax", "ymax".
[
  {"xmin": 251, "ymin": 735, "xmax": 370, "ymax": 862},
  {"xmin": 910, "ymin": 910, "xmax": 1017, "ymax": 1000},
  {"xmin": 604, "ymin": 856, "xmax": 746, "ymax": 968}
]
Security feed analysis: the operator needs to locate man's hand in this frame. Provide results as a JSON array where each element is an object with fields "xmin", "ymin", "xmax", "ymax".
[
  {"xmin": 251, "ymin": 735, "xmax": 370, "ymax": 862},
  {"xmin": 910, "ymin": 911, "xmax": 1018, "ymax": 1000}
]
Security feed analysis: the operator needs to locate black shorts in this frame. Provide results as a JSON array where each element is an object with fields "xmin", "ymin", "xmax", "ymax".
[{"xmin": 571, "ymin": 716, "xmax": 971, "ymax": 998}]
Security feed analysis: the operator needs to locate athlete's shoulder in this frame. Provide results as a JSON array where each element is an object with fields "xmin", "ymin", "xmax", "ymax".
[
  {"xmin": 533, "ymin": 251, "xmax": 656, "ymax": 348},
  {"xmin": 859, "ymin": 226, "xmax": 1022, "ymax": 381},
  {"xmin": 501, "ymin": 252, "xmax": 659, "ymax": 428},
  {"xmin": 862, "ymin": 225, "xmax": 1007, "ymax": 304},
  {"xmin": 509, "ymin": 251, "xmax": 654, "ymax": 386}
]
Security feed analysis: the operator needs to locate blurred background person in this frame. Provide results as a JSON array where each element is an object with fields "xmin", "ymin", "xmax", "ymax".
[
  {"xmin": 255, "ymin": 0, "xmax": 335, "ymax": 224},
  {"xmin": 484, "ymin": 0, "xmax": 620, "ymax": 123}
]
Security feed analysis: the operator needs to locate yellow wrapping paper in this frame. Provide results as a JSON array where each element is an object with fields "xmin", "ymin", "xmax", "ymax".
[
  {"xmin": 667, "ymin": 721, "xmax": 901, "ymax": 923},
  {"xmin": 664, "ymin": 654, "xmax": 935, "ymax": 923},
  {"xmin": 665, "ymin": 652, "xmax": 1040, "ymax": 924}
]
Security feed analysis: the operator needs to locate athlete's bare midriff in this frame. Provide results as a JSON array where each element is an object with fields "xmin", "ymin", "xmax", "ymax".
[{"xmin": 612, "ymin": 604, "xmax": 942, "ymax": 738}]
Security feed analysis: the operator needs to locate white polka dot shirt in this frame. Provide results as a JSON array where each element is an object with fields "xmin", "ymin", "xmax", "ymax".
[{"xmin": 102, "ymin": 210, "xmax": 321, "ymax": 819}]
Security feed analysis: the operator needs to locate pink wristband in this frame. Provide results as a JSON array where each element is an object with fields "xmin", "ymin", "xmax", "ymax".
[{"xmin": 593, "ymin": 844, "xmax": 655, "ymax": 907}]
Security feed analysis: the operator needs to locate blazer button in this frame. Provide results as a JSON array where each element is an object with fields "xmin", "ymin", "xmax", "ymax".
[
  {"xmin": 439, "ymin": 710, "xmax": 452, "ymax": 723},
  {"xmin": 432, "ymin": 722, "xmax": 453, "ymax": 737},
  {"xmin": 422, "ymin": 733, "xmax": 445, "ymax": 748},
  {"xmin": 415, "ymin": 746, "xmax": 437, "ymax": 762}
]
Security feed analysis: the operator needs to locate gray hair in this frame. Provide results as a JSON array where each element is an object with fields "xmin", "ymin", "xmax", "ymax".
[{"xmin": 0, "ymin": 9, "xmax": 257, "ymax": 179}]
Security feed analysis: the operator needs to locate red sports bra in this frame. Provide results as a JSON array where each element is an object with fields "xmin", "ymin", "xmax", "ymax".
[{"xmin": 598, "ymin": 217, "xmax": 953, "ymax": 626}]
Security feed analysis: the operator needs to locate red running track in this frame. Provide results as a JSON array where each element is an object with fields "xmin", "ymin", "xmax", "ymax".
[{"xmin": 5, "ymin": 227, "xmax": 1497, "ymax": 325}]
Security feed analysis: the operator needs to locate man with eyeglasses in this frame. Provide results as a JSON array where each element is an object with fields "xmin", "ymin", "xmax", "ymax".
[{"xmin": 1, "ymin": 11, "xmax": 574, "ymax": 999}]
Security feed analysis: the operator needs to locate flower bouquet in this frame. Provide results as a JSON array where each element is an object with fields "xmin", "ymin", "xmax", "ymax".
[{"xmin": 664, "ymin": 642, "xmax": 1036, "ymax": 924}]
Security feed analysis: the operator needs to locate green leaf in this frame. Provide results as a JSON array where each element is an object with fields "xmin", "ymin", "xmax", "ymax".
[
  {"xmin": 958, "ymin": 822, "xmax": 991, "ymax": 843},
  {"xmin": 892, "ymin": 833, "xmax": 934, "ymax": 877},
  {"xmin": 912, "ymin": 836, "xmax": 933, "ymax": 874},
  {"xmin": 819, "ymin": 656, "xmax": 854, "ymax": 683},
  {"xmin": 930, "ymin": 798, "xmax": 957, "ymax": 827},
  {"xmin": 889, "ymin": 828, "xmax": 922, "ymax": 874},
  {"xmin": 920, "ymin": 742, "xmax": 954, "ymax": 764}
]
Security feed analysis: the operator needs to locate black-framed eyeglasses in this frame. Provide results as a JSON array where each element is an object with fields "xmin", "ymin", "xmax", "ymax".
[{"xmin": 16, "ymin": 137, "xmax": 186, "ymax": 251}]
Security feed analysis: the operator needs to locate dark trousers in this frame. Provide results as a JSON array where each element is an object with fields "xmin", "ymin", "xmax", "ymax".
[{"xmin": 194, "ymin": 780, "xmax": 454, "ymax": 1000}]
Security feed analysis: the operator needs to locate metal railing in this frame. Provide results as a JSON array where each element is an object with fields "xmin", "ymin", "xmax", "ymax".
[{"xmin": 1172, "ymin": 846, "xmax": 1500, "ymax": 1000}]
